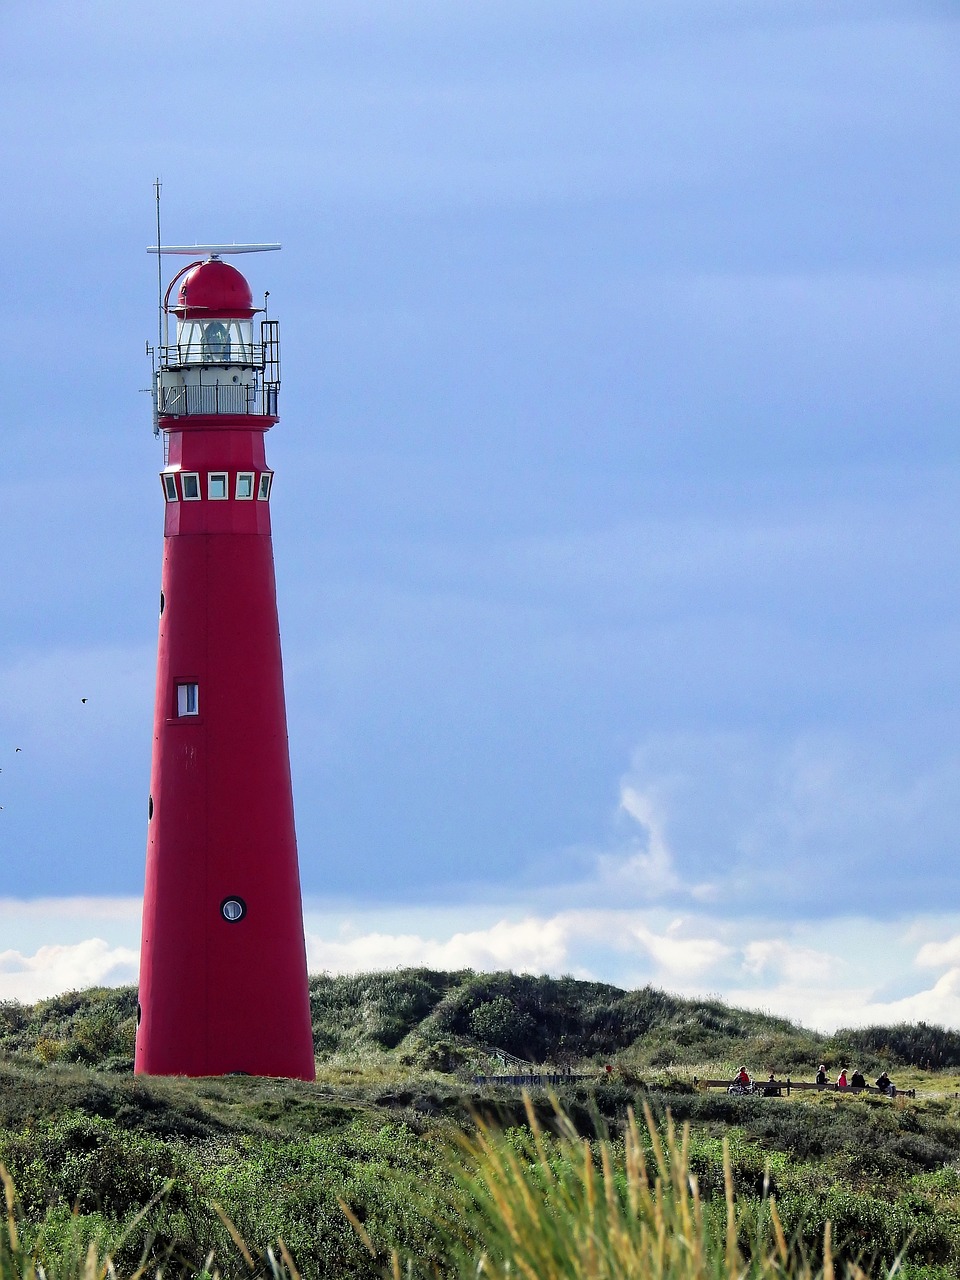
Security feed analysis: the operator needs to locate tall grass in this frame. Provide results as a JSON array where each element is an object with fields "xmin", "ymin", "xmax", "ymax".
[
  {"xmin": 371, "ymin": 1094, "xmax": 885, "ymax": 1280},
  {"xmin": 0, "ymin": 1163, "xmax": 299, "ymax": 1280},
  {"xmin": 0, "ymin": 1095, "xmax": 902, "ymax": 1280}
]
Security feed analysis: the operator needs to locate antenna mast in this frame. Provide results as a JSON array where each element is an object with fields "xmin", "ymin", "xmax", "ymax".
[{"xmin": 154, "ymin": 179, "xmax": 163, "ymax": 350}]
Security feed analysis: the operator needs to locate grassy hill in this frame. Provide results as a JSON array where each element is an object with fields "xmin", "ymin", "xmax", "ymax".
[
  {"xmin": 2, "ymin": 971, "xmax": 960, "ymax": 1277},
  {"xmin": 5, "ymin": 967, "xmax": 960, "ymax": 1076}
]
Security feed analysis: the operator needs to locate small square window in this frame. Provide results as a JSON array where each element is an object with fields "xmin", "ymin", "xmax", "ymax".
[
  {"xmin": 208, "ymin": 472, "xmax": 229, "ymax": 500},
  {"xmin": 236, "ymin": 472, "xmax": 255, "ymax": 500},
  {"xmin": 181, "ymin": 472, "xmax": 201, "ymax": 501},
  {"xmin": 258, "ymin": 472, "xmax": 273, "ymax": 501},
  {"xmin": 161, "ymin": 474, "xmax": 179, "ymax": 502},
  {"xmin": 176, "ymin": 682, "xmax": 199, "ymax": 716}
]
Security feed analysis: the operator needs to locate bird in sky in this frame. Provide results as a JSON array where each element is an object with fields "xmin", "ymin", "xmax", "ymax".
[{"xmin": 81, "ymin": 698, "xmax": 87, "ymax": 704}]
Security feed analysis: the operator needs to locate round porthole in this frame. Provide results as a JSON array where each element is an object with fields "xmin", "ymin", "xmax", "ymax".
[
  {"xmin": 221, "ymin": 897, "xmax": 247, "ymax": 923},
  {"xmin": 148, "ymin": 795, "xmax": 154, "ymax": 820},
  {"xmin": 231, "ymin": 375, "xmax": 240, "ymax": 384}
]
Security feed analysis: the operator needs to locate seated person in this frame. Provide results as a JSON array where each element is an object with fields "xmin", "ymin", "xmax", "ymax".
[
  {"xmin": 850, "ymin": 1069, "xmax": 866, "ymax": 1090},
  {"xmin": 729, "ymin": 1065, "xmax": 751, "ymax": 1092},
  {"xmin": 836, "ymin": 1068, "xmax": 848, "ymax": 1089},
  {"xmin": 762, "ymin": 1070, "xmax": 781, "ymax": 1097},
  {"xmin": 815, "ymin": 1064, "xmax": 828, "ymax": 1087},
  {"xmin": 875, "ymin": 1071, "xmax": 893, "ymax": 1095}
]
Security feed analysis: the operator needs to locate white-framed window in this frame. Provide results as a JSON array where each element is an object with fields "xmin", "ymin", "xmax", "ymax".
[
  {"xmin": 236, "ymin": 472, "xmax": 255, "ymax": 500},
  {"xmin": 161, "ymin": 473, "xmax": 179, "ymax": 502},
  {"xmin": 208, "ymin": 472, "xmax": 229, "ymax": 500},
  {"xmin": 176, "ymin": 682, "xmax": 199, "ymax": 716},
  {"xmin": 258, "ymin": 471, "xmax": 273, "ymax": 501},
  {"xmin": 181, "ymin": 472, "xmax": 201, "ymax": 501}
]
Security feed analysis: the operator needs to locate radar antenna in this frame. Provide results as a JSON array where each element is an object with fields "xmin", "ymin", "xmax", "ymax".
[{"xmin": 146, "ymin": 243, "xmax": 282, "ymax": 255}]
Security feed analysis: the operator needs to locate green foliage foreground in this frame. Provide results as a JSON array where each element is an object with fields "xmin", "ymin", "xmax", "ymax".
[
  {"xmin": 3, "ymin": 972, "xmax": 960, "ymax": 1278},
  {"xmin": 0, "ymin": 1096, "xmax": 916, "ymax": 1280}
]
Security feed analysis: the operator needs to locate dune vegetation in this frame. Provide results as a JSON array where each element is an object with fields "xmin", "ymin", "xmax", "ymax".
[{"xmin": 1, "ymin": 970, "xmax": 960, "ymax": 1278}]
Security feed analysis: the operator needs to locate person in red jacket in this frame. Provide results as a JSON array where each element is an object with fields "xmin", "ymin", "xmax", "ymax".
[{"xmin": 836, "ymin": 1068, "xmax": 848, "ymax": 1089}]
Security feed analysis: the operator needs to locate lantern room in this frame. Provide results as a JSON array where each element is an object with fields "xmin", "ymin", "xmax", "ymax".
[
  {"xmin": 152, "ymin": 254, "xmax": 280, "ymax": 423},
  {"xmin": 171, "ymin": 259, "xmax": 257, "ymax": 366}
]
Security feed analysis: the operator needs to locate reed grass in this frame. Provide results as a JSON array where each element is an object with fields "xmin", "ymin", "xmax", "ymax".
[
  {"xmin": 0, "ymin": 1093, "xmax": 903, "ymax": 1280},
  {"xmin": 375, "ymin": 1093, "xmax": 887, "ymax": 1280}
]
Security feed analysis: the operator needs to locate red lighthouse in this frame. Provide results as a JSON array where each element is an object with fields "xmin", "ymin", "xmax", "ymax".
[{"xmin": 135, "ymin": 247, "xmax": 315, "ymax": 1079}]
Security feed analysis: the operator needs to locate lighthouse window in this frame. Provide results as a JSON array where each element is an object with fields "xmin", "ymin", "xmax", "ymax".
[
  {"xmin": 208, "ymin": 472, "xmax": 229, "ymax": 500},
  {"xmin": 176, "ymin": 682, "xmax": 199, "ymax": 717},
  {"xmin": 221, "ymin": 897, "xmax": 247, "ymax": 923},
  {"xmin": 161, "ymin": 474, "xmax": 179, "ymax": 502},
  {"xmin": 181, "ymin": 472, "xmax": 201, "ymax": 501},
  {"xmin": 236, "ymin": 472, "xmax": 255, "ymax": 500},
  {"xmin": 257, "ymin": 472, "xmax": 273, "ymax": 501},
  {"xmin": 176, "ymin": 319, "xmax": 253, "ymax": 364}
]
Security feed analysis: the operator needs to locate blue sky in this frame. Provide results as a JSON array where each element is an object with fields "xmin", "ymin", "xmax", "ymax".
[{"xmin": 2, "ymin": 0, "xmax": 960, "ymax": 1029}]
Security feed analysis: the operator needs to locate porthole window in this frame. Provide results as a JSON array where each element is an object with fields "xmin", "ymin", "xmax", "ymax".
[
  {"xmin": 176, "ymin": 682, "xmax": 199, "ymax": 717},
  {"xmin": 236, "ymin": 472, "xmax": 255, "ymax": 500},
  {"xmin": 257, "ymin": 472, "xmax": 273, "ymax": 501},
  {"xmin": 137, "ymin": 1001, "xmax": 142, "ymax": 1026},
  {"xmin": 161, "ymin": 474, "xmax": 179, "ymax": 502},
  {"xmin": 148, "ymin": 795, "xmax": 154, "ymax": 820},
  {"xmin": 159, "ymin": 591, "xmax": 165, "ymax": 616},
  {"xmin": 208, "ymin": 472, "xmax": 229, "ymax": 500},
  {"xmin": 181, "ymin": 472, "xmax": 201, "ymax": 501},
  {"xmin": 221, "ymin": 896, "xmax": 247, "ymax": 923}
]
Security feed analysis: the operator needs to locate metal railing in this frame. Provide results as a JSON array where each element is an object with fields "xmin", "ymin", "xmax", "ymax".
[
  {"xmin": 157, "ymin": 381, "xmax": 280, "ymax": 418},
  {"xmin": 158, "ymin": 342, "xmax": 268, "ymax": 368}
]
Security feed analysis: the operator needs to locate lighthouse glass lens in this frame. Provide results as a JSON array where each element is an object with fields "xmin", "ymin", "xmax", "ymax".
[
  {"xmin": 221, "ymin": 897, "xmax": 246, "ymax": 922},
  {"xmin": 202, "ymin": 321, "xmax": 231, "ymax": 362}
]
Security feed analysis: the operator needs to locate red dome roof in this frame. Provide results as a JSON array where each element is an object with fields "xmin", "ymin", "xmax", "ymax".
[{"xmin": 173, "ymin": 259, "xmax": 256, "ymax": 319}]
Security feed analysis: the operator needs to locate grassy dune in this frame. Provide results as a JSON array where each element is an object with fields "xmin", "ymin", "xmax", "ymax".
[{"xmin": 1, "ymin": 971, "xmax": 960, "ymax": 1277}]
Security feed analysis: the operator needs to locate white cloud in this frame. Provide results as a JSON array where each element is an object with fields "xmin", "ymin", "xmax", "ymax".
[
  {"xmin": 0, "ymin": 938, "xmax": 139, "ymax": 1003},
  {"xmin": 720, "ymin": 982, "xmax": 877, "ymax": 1034},
  {"xmin": 591, "ymin": 784, "xmax": 716, "ymax": 902},
  {"xmin": 307, "ymin": 915, "xmax": 572, "ymax": 976},
  {"xmin": 0, "ymin": 897, "xmax": 142, "ymax": 922},
  {"xmin": 616, "ymin": 732, "xmax": 960, "ymax": 916},
  {"xmin": 857, "ymin": 968, "xmax": 960, "ymax": 1028},
  {"xmin": 742, "ymin": 939, "xmax": 836, "ymax": 985},
  {"xmin": 629, "ymin": 919, "xmax": 732, "ymax": 978},
  {"xmin": 916, "ymin": 934, "xmax": 960, "ymax": 969}
]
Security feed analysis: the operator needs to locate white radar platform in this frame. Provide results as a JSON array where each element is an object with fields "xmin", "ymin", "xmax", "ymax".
[{"xmin": 147, "ymin": 244, "xmax": 281, "ymax": 256}]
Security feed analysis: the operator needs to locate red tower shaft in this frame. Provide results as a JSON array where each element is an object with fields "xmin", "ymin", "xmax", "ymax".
[{"xmin": 136, "ymin": 257, "xmax": 315, "ymax": 1079}]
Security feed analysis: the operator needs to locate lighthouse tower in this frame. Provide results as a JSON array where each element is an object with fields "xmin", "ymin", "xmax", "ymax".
[{"xmin": 135, "ymin": 248, "xmax": 315, "ymax": 1079}]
